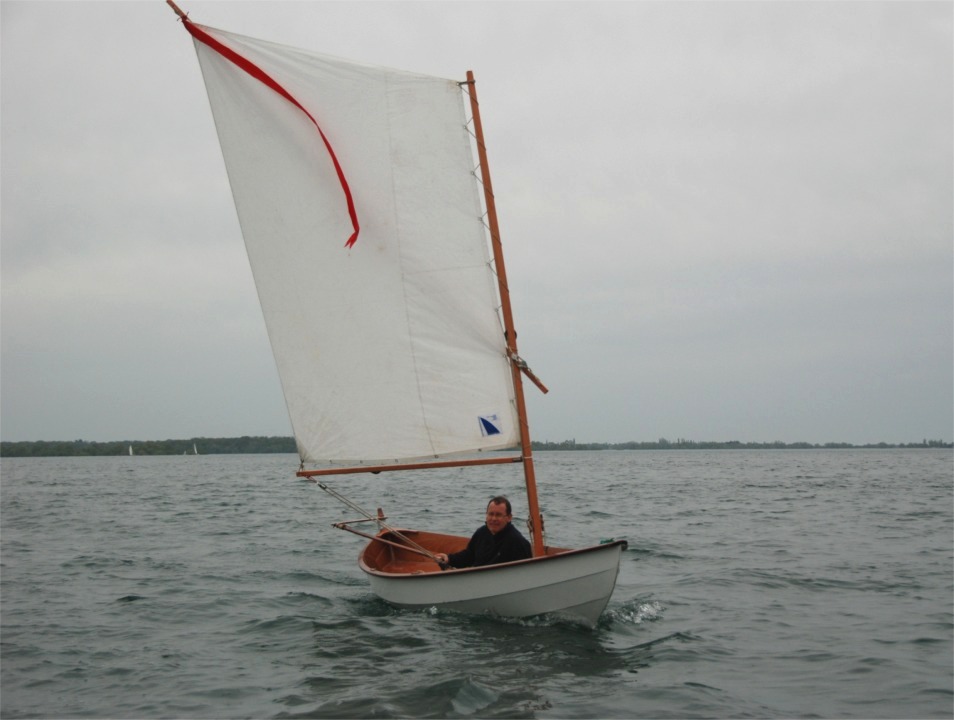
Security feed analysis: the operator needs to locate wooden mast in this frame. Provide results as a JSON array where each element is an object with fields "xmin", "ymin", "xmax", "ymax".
[{"xmin": 465, "ymin": 71, "xmax": 546, "ymax": 557}]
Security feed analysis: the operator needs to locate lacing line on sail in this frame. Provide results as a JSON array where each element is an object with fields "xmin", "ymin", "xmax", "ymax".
[
  {"xmin": 169, "ymin": 1, "xmax": 360, "ymax": 248},
  {"xmin": 308, "ymin": 477, "xmax": 447, "ymax": 567}
]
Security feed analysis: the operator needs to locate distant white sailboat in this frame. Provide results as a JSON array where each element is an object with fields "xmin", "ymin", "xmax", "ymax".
[{"xmin": 128, "ymin": 445, "xmax": 133, "ymax": 456}]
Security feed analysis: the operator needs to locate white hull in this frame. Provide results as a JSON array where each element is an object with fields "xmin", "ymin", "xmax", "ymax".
[{"xmin": 360, "ymin": 532, "xmax": 627, "ymax": 627}]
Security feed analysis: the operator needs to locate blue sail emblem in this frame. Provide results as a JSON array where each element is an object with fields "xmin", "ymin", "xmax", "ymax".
[{"xmin": 478, "ymin": 414, "xmax": 502, "ymax": 437}]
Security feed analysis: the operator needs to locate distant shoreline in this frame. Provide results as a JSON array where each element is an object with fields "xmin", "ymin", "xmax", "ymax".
[{"xmin": 0, "ymin": 436, "xmax": 950, "ymax": 457}]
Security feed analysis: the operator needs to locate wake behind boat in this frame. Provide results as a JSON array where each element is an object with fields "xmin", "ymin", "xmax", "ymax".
[{"xmin": 168, "ymin": 1, "xmax": 627, "ymax": 626}]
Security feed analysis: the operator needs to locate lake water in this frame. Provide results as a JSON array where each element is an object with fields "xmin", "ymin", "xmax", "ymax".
[{"xmin": 1, "ymin": 449, "xmax": 951, "ymax": 718}]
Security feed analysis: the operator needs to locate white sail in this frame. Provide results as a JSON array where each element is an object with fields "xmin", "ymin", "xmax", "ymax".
[{"xmin": 190, "ymin": 26, "xmax": 518, "ymax": 467}]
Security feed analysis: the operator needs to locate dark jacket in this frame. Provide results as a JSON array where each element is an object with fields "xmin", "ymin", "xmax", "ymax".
[{"xmin": 447, "ymin": 522, "xmax": 532, "ymax": 568}]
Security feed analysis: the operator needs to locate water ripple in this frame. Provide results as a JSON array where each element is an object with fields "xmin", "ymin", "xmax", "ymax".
[{"xmin": 1, "ymin": 450, "xmax": 951, "ymax": 719}]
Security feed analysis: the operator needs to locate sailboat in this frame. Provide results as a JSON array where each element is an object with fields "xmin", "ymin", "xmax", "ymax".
[{"xmin": 168, "ymin": 2, "xmax": 627, "ymax": 626}]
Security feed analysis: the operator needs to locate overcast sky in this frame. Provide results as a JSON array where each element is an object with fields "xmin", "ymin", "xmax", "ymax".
[{"xmin": 2, "ymin": 1, "xmax": 951, "ymax": 445}]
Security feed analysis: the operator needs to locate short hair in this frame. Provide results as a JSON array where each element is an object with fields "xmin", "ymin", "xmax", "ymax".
[{"xmin": 487, "ymin": 496, "xmax": 512, "ymax": 515}]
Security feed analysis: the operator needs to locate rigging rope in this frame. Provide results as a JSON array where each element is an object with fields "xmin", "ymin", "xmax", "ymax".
[{"xmin": 308, "ymin": 478, "xmax": 441, "ymax": 563}]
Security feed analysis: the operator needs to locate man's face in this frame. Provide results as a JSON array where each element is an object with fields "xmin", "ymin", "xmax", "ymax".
[{"xmin": 485, "ymin": 501, "xmax": 511, "ymax": 535}]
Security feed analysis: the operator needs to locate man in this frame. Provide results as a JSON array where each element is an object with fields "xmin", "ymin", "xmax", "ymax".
[{"xmin": 435, "ymin": 496, "xmax": 532, "ymax": 568}]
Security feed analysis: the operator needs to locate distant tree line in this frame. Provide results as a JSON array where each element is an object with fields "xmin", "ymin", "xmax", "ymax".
[
  {"xmin": 0, "ymin": 436, "xmax": 297, "ymax": 457},
  {"xmin": 1, "ymin": 435, "xmax": 950, "ymax": 457},
  {"xmin": 532, "ymin": 438, "xmax": 953, "ymax": 450}
]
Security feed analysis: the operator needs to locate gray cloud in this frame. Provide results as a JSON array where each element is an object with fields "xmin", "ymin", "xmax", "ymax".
[{"xmin": 2, "ymin": 1, "xmax": 951, "ymax": 444}]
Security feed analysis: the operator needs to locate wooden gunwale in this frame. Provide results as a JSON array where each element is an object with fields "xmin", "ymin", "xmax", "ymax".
[{"xmin": 359, "ymin": 529, "xmax": 628, "ymax": 578}]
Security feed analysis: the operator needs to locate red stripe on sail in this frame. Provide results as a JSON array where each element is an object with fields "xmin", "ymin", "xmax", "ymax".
[{"xmin": 182, "ymin": 20, "xmax": 360, "ymax": 248}]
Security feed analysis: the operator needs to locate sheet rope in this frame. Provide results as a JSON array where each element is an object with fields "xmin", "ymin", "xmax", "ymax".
[{"xmin": 308, "ymin": 478, "xmax": 440, "ymax": 562}]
